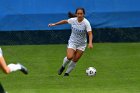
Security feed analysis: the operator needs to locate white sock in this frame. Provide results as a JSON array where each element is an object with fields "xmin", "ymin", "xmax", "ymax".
[
  {"xmin": 62, "ymin": 57, "xmax": 70, "ymax": 68},
  {"xmin": 65, "ymin": 61, "xmax": 76, "ymax": 74},
  {"xmin": 8, "ymin": 63, "xmax": 21, "ymax": 72}
]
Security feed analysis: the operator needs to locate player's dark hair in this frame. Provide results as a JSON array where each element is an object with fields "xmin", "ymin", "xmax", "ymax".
[
  {"xmin": 68, "ymin": 12, "xmax": 76, "ymax": 18},
  {"xmin": 75, "ymin": 8, "xmax": 85, "ymax": 14},
  {"xmin": 68, "ymin": 8, "xmax": 85, "ymax": 18}
]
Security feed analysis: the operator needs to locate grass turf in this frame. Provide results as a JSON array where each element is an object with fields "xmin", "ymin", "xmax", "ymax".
[{"xmin": 0, "ymin": 43, "xmax": 140, "ymax": 93}]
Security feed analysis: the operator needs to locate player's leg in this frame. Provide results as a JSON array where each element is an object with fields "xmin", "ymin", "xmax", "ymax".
[
  {"xmin": 0, "ymin": 48, "xmax": 28, "ymax": 74},
  {"xmin": 64, "ymin": 44, "xmax": 86, "ymax": 76},
  {"xmin": 0, "ymin": 83, "xmax": 6, "ymax": 93},
  {"xmin": 0, "ymin": 56, "xmax": 28, "ymax": 75},
  {"xmin": 0, "ymin": 48, "xmax": 10, "ymax": 74},
  {"xmin": 0, "ymin": 56, "xmax": 10, "ymax": 74},
  {"xmin": 72, "ymin": 49, "xmax": 84, "ymax": 62},
  {"xmin": 63, "ymin": 48, "xmax": 75, "ymax": 67},
  {"xmin": 58, "ymin": 48, "xmax": 75, "ymax": 75},
  {"xmin": 64, "ymin": 49, "xmax": 83, "ymax": 76}
]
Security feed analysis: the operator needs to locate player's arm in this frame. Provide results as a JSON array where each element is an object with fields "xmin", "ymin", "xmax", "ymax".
[
  {"xmin": 88, "ymin": 31, "xmax": 93, "ymax": 49},
  {"xmin": 86, "ymin": 20, "xmax": 93, "ymax": 49},
  {"xmin": 48, "ymin": 20, "xmax": 68, "ymax": 27}
]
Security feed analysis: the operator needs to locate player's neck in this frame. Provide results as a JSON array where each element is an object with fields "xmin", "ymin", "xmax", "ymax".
[{"xmin": 77, "ymin": 18, "xmax": 84, "ymax": 23}]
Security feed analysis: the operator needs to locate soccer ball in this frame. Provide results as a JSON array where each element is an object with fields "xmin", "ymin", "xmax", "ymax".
[{"xmin": 86, "ymin": 67, "xmax": 96, "ymax": 76}]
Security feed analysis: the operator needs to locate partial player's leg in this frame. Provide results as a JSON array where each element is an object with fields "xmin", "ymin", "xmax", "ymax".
[
  {"xmin": 0, "ymin": 83, "xmax": 6, "ymax": 93},
  {"xmin": 0, "ymin": 56, "xmax": 28, "ymax": 75},
  {"xmin": 0, "ymin": 48, "xmax": 28, "ymax": 75},
  {"xmin": 0, "ymin": 56, "xmax": 10, "ymax": 74},
  {"xmin": 58, "ymin": 48, "xmax": 75, "ymax": 75},
  {"xmin": 64, "ymin": 49, "xmax": 84, "ymax": 76},
  {"xmin": 0, "ymin": 48, "xmax": 10, "ymax": 74},
  {"xmin": 64, "ymin": 48, "xmax": 76, "ymax": 67},
  {"xmin": 72, "ymin": 49, "xmax": 83, "ymax": 62}
]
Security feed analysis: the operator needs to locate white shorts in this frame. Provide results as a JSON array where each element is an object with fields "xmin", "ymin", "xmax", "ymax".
[
  {"xmin": 0, "ymin": 48, "xmax": 3, "ymax": 57},
  {"xmin": 67, "ymin": 43, "xmax": 87, "ymax": 51}
]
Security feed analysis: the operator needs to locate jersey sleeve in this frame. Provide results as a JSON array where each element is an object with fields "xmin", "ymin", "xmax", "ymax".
[
  {"xmin": 67, "ymin": 18, "xmax": 74, "ymax": 24},
  {"xmin": 85, "ymin": 20, "xmax": 92, "ymax": 32}
]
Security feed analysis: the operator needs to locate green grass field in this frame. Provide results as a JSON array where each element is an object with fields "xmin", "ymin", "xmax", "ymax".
[{"xmin": 0, "ymin": 43, "xmax": 140, "ymax": 93}]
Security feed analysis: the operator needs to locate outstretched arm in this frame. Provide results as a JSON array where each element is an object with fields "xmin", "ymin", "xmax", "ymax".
[{"xmin": 48, "ymin": 20, "xmax": 68, "ymax": 27}]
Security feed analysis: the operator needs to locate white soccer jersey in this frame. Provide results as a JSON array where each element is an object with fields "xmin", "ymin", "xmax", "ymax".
[
  {"xmin": 68, "ymin": 17, "xmax": 92, "ymax": 45},
  {"xmin": 0, "ymin": 48, "xmax": 3, "ymax": 57}
]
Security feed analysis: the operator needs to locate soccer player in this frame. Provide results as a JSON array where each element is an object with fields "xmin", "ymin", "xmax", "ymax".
[
  {"xmin": 48, "ymin": 8, "xmax": 93, "ymax": 76},
  {"xmin": 0, "ymin": 48, "xmax": 28, "ymax": 75}
]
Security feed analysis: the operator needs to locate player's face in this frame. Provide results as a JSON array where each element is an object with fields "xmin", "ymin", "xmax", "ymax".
[{"xmin": 76, "ymin": 10, "xmax": 84, "ymax": 21}]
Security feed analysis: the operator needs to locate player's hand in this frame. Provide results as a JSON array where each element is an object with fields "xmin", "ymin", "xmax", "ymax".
[
  {"xmin": 48, "ymin": 23, "xmax": 56, "ymax": 27},
  {"xmin": 88, "ymin": 43, "xmax": 93, "ymax": 49}
]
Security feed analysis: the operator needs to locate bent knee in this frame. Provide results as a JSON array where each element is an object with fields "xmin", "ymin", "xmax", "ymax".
[
  {"xmin": 72, "ymin": 58, "xmax": 79, "ymax": 62},
  {"xmin": 3, "ymin": 68, "xmax": 10, "ymax": 74},
  {"xmin": 3, "ymin": 70, "xmax": 10, "ymax": 74},
  {"xmin": 67, "ymin": 55, "xmax": 73, "ymax": 60}
]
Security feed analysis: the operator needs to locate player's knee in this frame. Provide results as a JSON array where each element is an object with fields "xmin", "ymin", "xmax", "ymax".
[
  {"xmin": 3, "ymin": 70, "xmax": 10, "ymax": 74},
  {"xmin": 67, "ymin": 55, "xmax": 73, "ymax": 60},
  {"xmin": 3, "ymin": 68, "xmax": 10, "ymax": 74},
  {"xmin": 72, "ymin": 58, "xmax": 79, "ymax": 62}
]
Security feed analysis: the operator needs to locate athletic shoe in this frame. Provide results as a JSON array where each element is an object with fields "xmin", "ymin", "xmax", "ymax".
[
  {"xmin": 58, "ymin": 66, "xmax": 65, "ymax": 75},
  {"xmin": 18, "ymin": 63, "xmax": 28, "ymax": 75},
  {"xmin": 64, "ymin": 73, "xmax": 69, "ymax": 76}
]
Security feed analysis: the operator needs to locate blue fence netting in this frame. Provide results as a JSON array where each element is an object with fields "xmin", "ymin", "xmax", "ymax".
[
  {"xmin": 0, "ymin": 0, "xmax": 140, "ymax": 44},
  {"xmin": 0, "ymin": 0, "xmax": 140, "ymax": 31}
]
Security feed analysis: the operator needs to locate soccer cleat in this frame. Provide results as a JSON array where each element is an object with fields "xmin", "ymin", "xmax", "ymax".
[
  {"xmin": 64, "ymin": 73, "xmax": 69, "ymax": 76},
  {"xmin": 18, "ymin": 63, "xmax": 28, "ymax": 75},
  {"xmin": 58, "ymin": 66, "xmax": 65, "ymax": 75}
]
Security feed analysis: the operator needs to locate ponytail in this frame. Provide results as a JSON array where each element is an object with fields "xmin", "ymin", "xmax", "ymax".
[{"xmin": 68, "ymin": 12, "xmax": 77, "ymax": 18}]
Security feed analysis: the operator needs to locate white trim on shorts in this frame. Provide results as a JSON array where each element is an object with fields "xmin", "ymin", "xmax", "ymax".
[{"xmin": 67, "ymin": 43, "xmax": 87, "ymax": 51}]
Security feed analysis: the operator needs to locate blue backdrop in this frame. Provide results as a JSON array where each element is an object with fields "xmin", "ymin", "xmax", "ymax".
[{"xmin": 0, "ymin": 0, "xmax": 140, "ymax": 31}]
